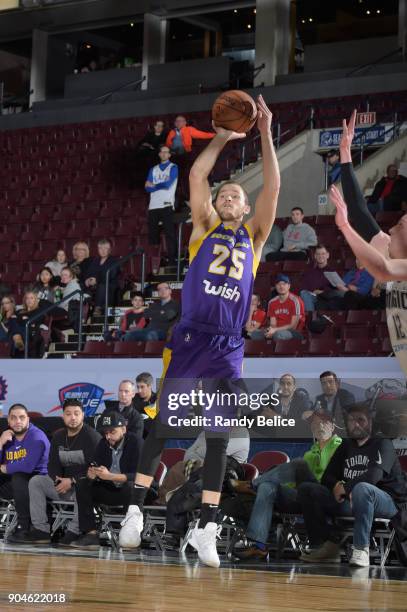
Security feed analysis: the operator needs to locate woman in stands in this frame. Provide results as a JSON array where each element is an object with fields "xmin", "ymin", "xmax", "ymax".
[
  {"xmin": 71, "ymin": 242, "xmax": 91, "ymax": 283},
  {"xmin": 9, "ymin": 291, "xmax": 46, "ymax": 358},
  {"xmin": 332, "ymin": 110, "xmax": 407, "ymax": 374},
  {"xmin": 34, "ymin": 267, "xmax": 56, "ymax": 305},
  {"xmin": 0, "ymin": 295, "xmax": 17, "ymax": 342},
  {"xmin": 45, "ymin": 249, "xmax": 68, "ymax": 281}
]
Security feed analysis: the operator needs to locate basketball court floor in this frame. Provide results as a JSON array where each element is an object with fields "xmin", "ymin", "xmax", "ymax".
[{"xmin": 0, "ymin": 544, "xmax": 406, "ymax": 611}]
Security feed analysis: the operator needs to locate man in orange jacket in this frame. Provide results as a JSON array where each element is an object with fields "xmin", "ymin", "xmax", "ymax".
[{"xmin": 166, "ymin": 115, "xmax": 215, "ymax": 154}]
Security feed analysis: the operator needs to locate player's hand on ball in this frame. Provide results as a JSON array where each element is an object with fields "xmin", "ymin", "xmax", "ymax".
[
  {"xmin": 256, "ymin": 95, "xmax": 272, "ymax": 133},
  {"xmin": 211, "ymin": 120, "xmax": 246, "ymax": 141},
  {"xmin": 330, "ymin": 185, "xmax": 349, "ymax": 229}
]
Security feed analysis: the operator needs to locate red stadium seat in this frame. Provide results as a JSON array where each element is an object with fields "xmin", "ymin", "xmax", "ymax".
[
  {"xmin": 343, "ymin": 338, "xmax": 380, "ymax": 356},
  {"xmin": 113, "ymin": 342, "xmax": 145, "ymax": 357},
  {"xmin": 242, "ymin": 463, "xmax": 259, "ymax": 481},
  {"xmin": 244, "ymin": 340, "xmax": 274, "ymax": 357},
  {"xmin": 250, "ymin": 451, "xmax": 290, "ymax": 474},
  {"xmin": 274, "ymin": 338, "xmax": 306, "ymax": 356},
  {"xmin": 346, "ymin": 310, "xmax": 382, "ymax": 325},
  {"xmin": 308, "ymin": 337, "xmax": 342, "ymax": 357},
  {"xmin": 144, "ymin": 341, "xmax": 166, "ymax": 356},
  {"xmin": 161, "ymin": 448, "xmax": 186, "ymax": 469},
  {"xmin": 80, "ymin": 341, "xmax": 115, "ymax": 357}
]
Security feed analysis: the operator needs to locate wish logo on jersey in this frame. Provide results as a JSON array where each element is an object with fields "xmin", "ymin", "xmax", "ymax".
[
  {"xmin": 48, "ymin": 383, "xmax": 107, "ymax": 417},
  {"xmin": 202, "ymin": 280, "xmax": 241, "ymax": 302}
]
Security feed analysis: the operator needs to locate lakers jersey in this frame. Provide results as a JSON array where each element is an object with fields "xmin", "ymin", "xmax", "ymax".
[
  {"xmin": 386, "ymin": 280, "xmax": 407, "ymax": 375},
  {"xmin": 181, "ymin": 221, "xmax": 258, "ymax": 334}
]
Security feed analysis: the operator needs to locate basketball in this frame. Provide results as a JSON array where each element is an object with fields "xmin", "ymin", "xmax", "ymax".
[{"xmin": 212, "ymin": 90, "xmax": 257, "ymax": 133}]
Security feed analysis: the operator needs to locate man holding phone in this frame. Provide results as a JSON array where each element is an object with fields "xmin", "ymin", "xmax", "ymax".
[{"xmin": 25, "ymin": 399, "xmax": 101, "ymax": 545}]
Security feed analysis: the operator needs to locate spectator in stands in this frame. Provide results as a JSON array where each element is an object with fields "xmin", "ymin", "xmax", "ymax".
[
  {"xmin": 314, "ymin": 371, "xmax": 355, "ymax": 424},
  {"xmin": 84, "ymin": 239, "xmax": 119, "ymax": 316},
  {"xmin": 367, "ymin": 164, "xmax": 407, "ymax": 214},
  {"xmin": 45, "ymin": 249, "xmax": 68, "ymax": 281},
  {"xmin": 261, "ymin": 225, "xmax": 284, "ymax": 261},
  {"xmin": 234, "ymin": 410, "xmax": 342, "ymax": 560},
  {"xmin": 25, "ymin": 399, "xmax": 101, "ymax": 545},
  {"xmin": 266, "ymin": 207, "xmax": 317, "ymax": 261},
  {"xmin": 100, "ymin": 380, "xmax": 144, "ymax": 439},
  {"xmin": 299, "ymin": 245, "xmax": 337, "ymax": 311},
  {"xmin": 0, "ymin": 295, "xmax": 16, "ymax": 342},
  {"xmin": 317, "ymin": 259, "xmax": 374, "ymax": 310},
  {"xmin": 124, "ymin": 282, "xmax": 179, "ymax": 341},
  {"xmin": 137, "ymin": 120, "xmax": 168, "ymax": 164},
  {"xmin": 298, "ymin": 403, "xmax": 407, "ymax": 566},
  {"xmin": 34, "ymin": 267, "xmax": 56, "ymax": 305},
  {"xmin": 0, "ymin": 404, "xmax": 50, "ymax": 542},
  {"xmin": 272, "ymin": 374, "xmax": 311, "ymax": 421},
  {"xmin": 70, "ymin": 242, "xmax": 91, "ymax": 283},
  {"xmin": 327, "ymin": 149, "xmax": 341, "ymax": 185},
  {"xmin": 166, "ymin": 115, "xmax": 215, "ymax": 155},
  {"xmin": 50, "ymin": 267, "xmax": 82, "ymax": 335},
  {"xmin": 9, "ymin": 291, "xmax": 46, "ymax": 358},
  {"xmin": 252, "ymin": 275, "xmax": 305, "ymax": 340},
  {"xmin": 134, "ymin": 372, "xmax": 157, "ymax": 437},
  {"xmin": 115, "ymin": 292, "xmax": 147, "ymax": 338},
  {"xmin": 245, "ymin": 294, "xmax": 266, "ymax": 337},
  {"xmin": 70, "ymin": 412, "xmax": 142, "ymax": 549},
  {"xmin": 145, "ymin": 145, "xmax": 178, "ymax": 265}
]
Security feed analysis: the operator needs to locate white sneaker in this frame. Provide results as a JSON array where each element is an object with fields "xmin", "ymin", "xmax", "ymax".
[
  {"xmin": 189, "ymin": 522, "xmax": 220, "ymax": 568},
  {"xmin": 349, "ymin": 547, "xmax": 370, "ymax": 567},
  {"xmin": 119, "ymin": 505, "xmax": 144, "ymax": 549}
]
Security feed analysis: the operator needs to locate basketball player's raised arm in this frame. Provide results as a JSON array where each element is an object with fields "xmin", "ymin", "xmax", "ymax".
[
  {"xmin": 189, "ymin": 127, "xmax": 245, "ymax": 231},
  {"xmin": 332, "ymin": 185, "xmax": 407, "ymax": 281},
  {"xmin": 248, "ymin": 96, "xmax": 280, "ymax": 248}
]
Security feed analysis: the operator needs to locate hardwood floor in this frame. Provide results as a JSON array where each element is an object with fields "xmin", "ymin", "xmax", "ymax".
[{"xmin": 0, "ymin": 550, "xmax": 406, "ymax": 611}]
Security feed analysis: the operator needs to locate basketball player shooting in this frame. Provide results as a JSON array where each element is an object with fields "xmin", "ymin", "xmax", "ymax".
[
  {"xmin": 119, "ymin": 94, "xmax": 280, "ymax": 567},
  {"xmin": 330, "ymin": 109, "xmax": 407, "ymax": 374}
]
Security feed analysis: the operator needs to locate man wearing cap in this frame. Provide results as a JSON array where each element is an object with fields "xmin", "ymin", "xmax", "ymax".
[
  {"xmin": 298, "ymin": 402, "xmax": 407, "ymax": 567},
  {"xmin": 233, "ymin": 409, "xmax": 342, "ymax": 560},
  {"xmin": 256, "ymin": 274, "xmax": 305, "ymax": 341},
  {"xmin": 70, "ymin": 412, "xmax": 143, "ymax": 549},
  {"xmin": 327, "ymin": 150, "xmax": 341, "ymax": 185}
]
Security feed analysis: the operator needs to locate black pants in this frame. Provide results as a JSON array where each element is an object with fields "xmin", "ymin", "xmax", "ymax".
[
  {"xmin": 266, "ymin": 250, "xmax": 308, "ymax": 261},
  {"xmin": 139, "ymin": 419, "xmax": 229, "ymax": 493},
  {"xmin": 0, "ymin": 472, "xmax": 33, "ymax": 530},
  {"xmin": 76, "ymin": 479, "xmax": 133, "ymax": 533},
  {"xmin": 148, "ymin": 207, "xmax": 176, "ymax": 263}
]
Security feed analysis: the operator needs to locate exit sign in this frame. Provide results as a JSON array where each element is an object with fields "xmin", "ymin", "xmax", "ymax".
[{"xmin": 357, "ymin": 112, "xmax": 376, "ymax": 126}]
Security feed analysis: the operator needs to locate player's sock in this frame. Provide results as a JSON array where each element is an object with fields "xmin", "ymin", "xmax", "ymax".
[
  {"xmin": 198, "ymin": 503, "xmax": 219, "ymax": 528},
  {"xmin": 130, "ymin": 484, "xmax": 148, "ymax": 511}
]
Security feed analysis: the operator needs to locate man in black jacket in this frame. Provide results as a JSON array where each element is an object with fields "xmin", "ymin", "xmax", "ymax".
[
  {"xmin": 70, "ymin": 412, "xmax": 143, "ymax": 549},
  {"xmin": 123, "ymin": 283, "xmax": 179, "ymax": 341},
  {"xmin": 100, "ymin": 379, "xmax": 144, "ymax": 439},
  {"xmin": 25, "ymin": 399, "xmax": 101, "ymax": 545},
  {"xmin": 297, "ymin": 403, "xmax": 407, "ymax": 567},
  {"xmin": 314, "ymin": 370, "xmax": 355, "ymax": 427}
]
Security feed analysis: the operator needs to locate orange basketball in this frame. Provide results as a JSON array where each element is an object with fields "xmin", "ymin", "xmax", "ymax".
[{"xmin": 212, "ymin": 90, "xmax": 257, "ymax": 133}]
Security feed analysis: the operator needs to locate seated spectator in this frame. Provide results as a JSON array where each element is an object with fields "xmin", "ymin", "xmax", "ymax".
[
  {"xmin": 326, "ymin": 149, "xmax": 341, "ymax": 185},
  {"xmin": 367, "ymin": 164, "xmax": 407, "ymax": 214},
  {"xmin": 24, "ymin": 399, "xmax": 101, "ymax": 545},
  {"xmin": 51, "ymin": 267, "xmax": 82, "ymax": 336},
  {"xmin": 266, "ymin": 207, "xmax": 317, "ymax": 261},
  {"xmin": 45, "ymin": 249, "xmax": 68, "ymax": 281},
  {"xmin": 271, "ymin": 373, "xmax": 311, "ymax": 421},
  {"xmin": 100, "ymin": 380, "xmax": 144, "ymax": 439},
  {"xmin": 124, "ymin": 282, "xmax": 179, "ymax": 342},
  {"xmin": 245, "ymin": 294, "xmax": 266, "ymax": 337},
  {"xmin": 252, "ymin": 274, "xmax": 305, "ymax": 341},
  {"xmin": 298, "ymin": 403, "xmax": 407, "ymax": 566},
  {"xmin": 70, "ymin": 242, "xmax": 91, "ymax": 284},
  {"xmin": 9, "ymin": 291, "xmax": 46, "ymax": 358},
  {"xmin": 0, "ymin": 404, "xmax": 50, "ymax": 542},
  {"xmin": 0, "ymin": 295, "xmax": 16, "ymax": 342},
  {"xmin": 261, "ymin": 225, "xmax": 284, "ymax": 262},
  {"xmin": 166, "ymin": 115, "xmax": 215, "ymax": 155},
  {"xmin": 115, "ymin": 292, "xmax": 147, "ymax": 338},
  {"xmin": 317, "ymin": 259, "xmax": 374, "ymax": 310},
  {"xmin": 234, "ymin": 410, "xmax": 342, "ymax": 559},
  {"xmin": 134, "ymin": 372, "xmax": 157, "ymax": 437},
  {"xmin": 299, "ymin": 245, "xmax": 337, "ymax": 312},
  {"xmin": 84, "ymin": 239, "xmax": 119, "ymax": 316},
  {"xmin": 137, "ymin": 120, "xmax": 168, "ymax": 166},
  {"xmin": 70, "ymin": 412, "xmax": 142, "ymax": 549},
  {"xmin": 34, "ymin": 267, "xmax": 56, "ymax": 305},
  {"xmin": 146, "ymin": 146, "xmax": 178, "ymax": 265},
  {"xmin": 314, "ymin": 370, "xmax": 355, "ymax": 425}
]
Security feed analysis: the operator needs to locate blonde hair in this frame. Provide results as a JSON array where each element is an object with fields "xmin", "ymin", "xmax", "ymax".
[{"xmin": 72, "ymin": 242, "xmax": 90, "ymax": 260}]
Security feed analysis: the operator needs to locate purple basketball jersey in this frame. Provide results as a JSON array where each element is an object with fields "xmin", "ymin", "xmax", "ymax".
[{"xmin": 181, "ymin": 222, "xmax": 258, "ymax": 334}]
